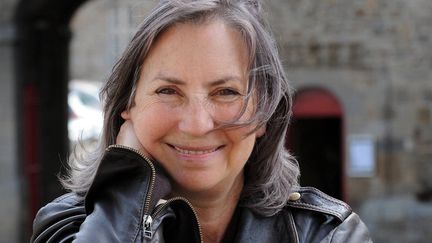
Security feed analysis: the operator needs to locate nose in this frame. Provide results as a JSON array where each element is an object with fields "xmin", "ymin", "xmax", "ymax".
[{"xmin": 178, "ymin": 96, "xmax": 215, "ymax": 136}]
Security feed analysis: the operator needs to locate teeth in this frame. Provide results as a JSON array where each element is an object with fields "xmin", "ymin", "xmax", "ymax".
[{"xmin": 173, "ymin": 146, "xmax": 217, "ymax": 155}]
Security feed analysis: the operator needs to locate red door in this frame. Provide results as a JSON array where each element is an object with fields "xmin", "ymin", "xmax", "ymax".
[{"xmin": 287, "ymin": 88, "xmax": 345, "ymax": 200}]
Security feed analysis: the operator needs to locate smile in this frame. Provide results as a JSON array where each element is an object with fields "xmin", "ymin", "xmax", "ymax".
[{"xmin": 167, "ymin": 144, "xmax": 223, "ymax": 155}]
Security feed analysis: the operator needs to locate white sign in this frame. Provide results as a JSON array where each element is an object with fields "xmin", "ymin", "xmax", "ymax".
[{"xmin": 348, "ymin": 135, "xmax": 375, "ymax": 177}]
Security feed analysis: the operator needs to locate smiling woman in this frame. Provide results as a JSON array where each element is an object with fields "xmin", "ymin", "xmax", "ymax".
[
  {"xmin": 31, "ymin": 1, "xmax": 372, "ymax": 243},
  {"xmin": 121, "ymin": 21, "xmax": 260, "ymax": 200}
]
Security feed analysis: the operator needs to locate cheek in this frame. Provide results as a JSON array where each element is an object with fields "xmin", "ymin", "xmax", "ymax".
[
  {"xmin": 130, "ymin": 102, "xmax": 176, "ymax": 146},
  {"xmin": 226, "ymin": 127, "xmax": 257, "ymax": 162},
  {"xmin": 237, "ymin": 99, "xmax": 256, "ymax": 122}
]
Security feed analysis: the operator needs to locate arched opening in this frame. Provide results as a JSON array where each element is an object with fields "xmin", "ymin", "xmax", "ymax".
[{"xmin": 287, "ymin": 88, "xmax": 345, "ymax": 200}]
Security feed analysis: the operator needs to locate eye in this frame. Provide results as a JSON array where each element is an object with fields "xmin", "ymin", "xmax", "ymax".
[
  {"xmin": 156, "ymin": 87, "xmax": 178, "ymax": 95},
  {"xmin": 214, "ymin": 88, "xmax": 241, "ymax": 96}
]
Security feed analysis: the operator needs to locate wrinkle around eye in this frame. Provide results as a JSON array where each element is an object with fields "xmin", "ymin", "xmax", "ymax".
[
  {"xmin": 215, "ymin": 88, "xmax": 241, "ymax": 96},
  {"xmin": 155, "ymin": 87, "xmax": 180, "ymax": 95},
  {"xmin": 152, "ymin": 92, "xmax": 184, "ymax": 108},
  {"xmin": 211, "ymin": 89, "xmax": 245, "ymax": 104}
]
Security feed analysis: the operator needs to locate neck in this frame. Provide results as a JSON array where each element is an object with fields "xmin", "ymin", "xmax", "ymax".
[{"xmin": 172, "ymin": 174, "xmax": 244, "ymax": 243}]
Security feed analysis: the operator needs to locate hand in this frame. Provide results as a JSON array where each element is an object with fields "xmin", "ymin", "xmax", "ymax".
[{"xmin": 116, "ymin": 120, "xmax": 152, "ymax": 158}]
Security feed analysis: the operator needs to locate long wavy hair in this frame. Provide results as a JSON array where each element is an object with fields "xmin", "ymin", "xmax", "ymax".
[{"xmin": 63, "ymin": 0, "xmax": 299, "ymax": 217}]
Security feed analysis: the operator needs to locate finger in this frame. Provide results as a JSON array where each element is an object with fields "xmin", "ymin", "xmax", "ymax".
[{"xmin": 116, "ymin": 120, "xmax": 152, "ymax": 158}]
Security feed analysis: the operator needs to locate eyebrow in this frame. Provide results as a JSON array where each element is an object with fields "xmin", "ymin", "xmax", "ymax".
[{"xmin": 152, "ymin": 75, "xmax": 244, "ymax": 86}]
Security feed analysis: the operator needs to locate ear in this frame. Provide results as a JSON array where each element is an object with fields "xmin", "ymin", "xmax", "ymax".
[
  {"xmin": 255, "ymin": 124, "xmax": 266, "ymax": 138},
  {"xmin": 121, "ymin": 110, "xmax": 131, "ymax": 120}
]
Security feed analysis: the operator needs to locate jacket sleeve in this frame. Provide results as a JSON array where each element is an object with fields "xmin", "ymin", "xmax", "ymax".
[
  {"xmin": 31, "ymin": 193, "xmax": 86, "ymax": 243},
  {"xmin": 320, "ymin": 212, "xmax": 373, "ymax": 243},
  {"xmin": 31, "ymin": 146, "xmax": 171, "ymax": 243}
]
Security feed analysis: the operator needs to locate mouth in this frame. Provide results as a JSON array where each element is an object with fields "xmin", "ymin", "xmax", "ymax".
[{"xmin": 167, "ymin": 144, "xmax": 224, "ymax": 155}]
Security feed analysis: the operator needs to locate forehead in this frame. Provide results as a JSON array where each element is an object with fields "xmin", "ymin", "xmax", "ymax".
[{"xmin": 139, "ymin": 20, "xmax": 250, "ymax": 84}]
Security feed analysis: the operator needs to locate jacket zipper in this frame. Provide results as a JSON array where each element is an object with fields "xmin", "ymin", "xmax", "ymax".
[
  {"xmin": 107, "ymin": 145, "xmax": 157, "ymax": 241},
  {"xmin": 107, "ymin": 145, "xmax": 203, "ymax": 242},
  {"xmin": 151, "ymin": 197, "xmax": 203, "ymax": 243}
]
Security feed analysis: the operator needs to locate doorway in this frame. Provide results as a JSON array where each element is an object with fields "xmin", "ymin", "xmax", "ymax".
[{"xmin": 287, "ymin": 88, "xmax": 345, "ymax": 200}]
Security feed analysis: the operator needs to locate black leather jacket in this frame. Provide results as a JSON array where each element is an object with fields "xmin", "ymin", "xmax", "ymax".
[{"xmin": 31, "ymin": 146, "xmax": 372, "ymax": 243}]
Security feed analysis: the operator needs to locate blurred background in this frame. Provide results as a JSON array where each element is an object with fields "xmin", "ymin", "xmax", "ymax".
[{"xmin": 1, "ymin": 0, "xmax": 432, "ymax": 242}]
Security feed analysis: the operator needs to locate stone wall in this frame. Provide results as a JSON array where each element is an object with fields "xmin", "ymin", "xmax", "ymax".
[
  {"xmin": 70, "ymin": 0, "xmax": 157, "ymax": 81},
  {"xmin": 266, "ymin": 0, "xmax": 432, "ymax": 242}
]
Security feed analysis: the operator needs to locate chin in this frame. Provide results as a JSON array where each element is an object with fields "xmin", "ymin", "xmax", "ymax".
[{"xmin": 173, "ymin": 175, "xmax": 220, "ymax": 195}]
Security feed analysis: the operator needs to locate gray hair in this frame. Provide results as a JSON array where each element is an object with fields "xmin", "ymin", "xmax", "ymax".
[{"xmin": 63, "ymin": 0, "xmax": 299, "ymax": 217}]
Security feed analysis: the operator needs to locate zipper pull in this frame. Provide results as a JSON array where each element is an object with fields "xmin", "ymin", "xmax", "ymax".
[{"xmin": 143, "ymin": 214, "xmax": 153, "ymax": 239}]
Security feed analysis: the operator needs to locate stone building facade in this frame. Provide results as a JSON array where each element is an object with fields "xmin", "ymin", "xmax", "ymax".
[
  {"xmin": 263, "ymin": 1, "xmax": 432, "ymax": 242},
  {"xmin": 1, "ymin": 0, "xmax": 431, "ymax": 242}
]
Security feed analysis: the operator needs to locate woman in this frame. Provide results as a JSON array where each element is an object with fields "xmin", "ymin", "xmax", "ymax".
[{"xmin": 31, "ymin": 0, "xmax": 372, "ymax": 242}]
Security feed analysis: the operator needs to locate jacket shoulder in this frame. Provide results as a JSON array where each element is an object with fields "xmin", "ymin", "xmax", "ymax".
[
  {"xmin": 31, "ymin": 193, "xmax": 85, "ymax": 243},
  {"xmin": 286, "ymin": 187, "xmax": 352, "ymax": 222},
  {"xmin": 51, "ymin": 192, "xmax": 83, "ymax": 205},
  {"xmin": 35, "ymin": 192, "xmax": 85, "ymax": 220}
]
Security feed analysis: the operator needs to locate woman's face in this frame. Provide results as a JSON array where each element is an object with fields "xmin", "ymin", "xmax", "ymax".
[{"xmin": 122, "ymin": 20, "xmax": 264, "ymax": 197}]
